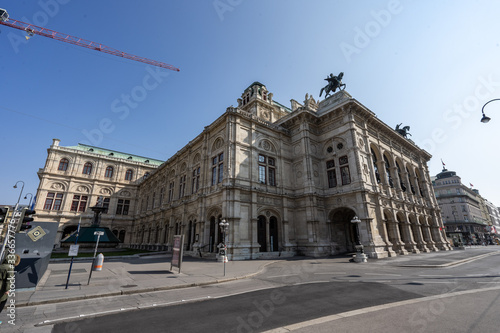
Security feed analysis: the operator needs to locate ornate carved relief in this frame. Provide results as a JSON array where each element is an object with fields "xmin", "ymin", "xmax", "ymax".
[
  {"xmin": 76, "ymin": 185, "xmax": 89, "ymax": 193},
  {"xmin": 51, "ymin": 182, "xmax": 65, "ymax": 190}
]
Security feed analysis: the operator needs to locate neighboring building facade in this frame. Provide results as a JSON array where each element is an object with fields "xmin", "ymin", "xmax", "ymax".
[
  {"xmin": 34, "ymin": 140, "xmax": 163, "ymax": 246},
  {"xmin": 432, "ymin": 167, "xmax": 499, "ymax": 245},
  {"xmin": 35, "ymin": 82, "xmax": 452, "ymax": 259}
]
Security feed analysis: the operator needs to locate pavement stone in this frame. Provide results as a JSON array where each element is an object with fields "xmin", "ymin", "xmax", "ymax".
[{"xmin": 15, "ymin": 254, "xmax": 276, "ymax": 307}]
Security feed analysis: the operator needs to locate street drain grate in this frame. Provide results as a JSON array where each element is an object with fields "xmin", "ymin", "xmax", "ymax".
[{"xmin": 121, "ymin": 285, "xmax": 138, "ymax": 288}]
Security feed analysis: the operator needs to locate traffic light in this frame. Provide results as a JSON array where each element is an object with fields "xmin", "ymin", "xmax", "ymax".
[
  {"xmin": 17, "ymin": 208, "xmax": 36, "ymax": 232},
  {"xmin": 0, "ymin": 206, "xmax": 9, "ymax": 224}
]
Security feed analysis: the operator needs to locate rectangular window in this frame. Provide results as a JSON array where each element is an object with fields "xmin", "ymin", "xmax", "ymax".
[
  {"xmin": 212, "ymin": 166, "xmax": 217, "ymax": 186},
  {"xmin": 340, "ymin": 166, "xmax": 351, "ymax": 185},
  {"xmin": 269, "ymin": 167, "xmax": 276, "ymax": 186},
  {"xmin": 328, "ymin": 170, "xmax": 337, "ymax": 188},
  {"xmin": 70, "ymin": 195, "xmax": 88, "ymax": 212},
  {"xmin": 258, "ymin": 154, "xmax": 277, "ymax": 186},
  {"xmin": 212, "ymin": 153, "xmax": 224, "ymax": 185},
  {"xmin": 179, "ymin": 175, "xmax": 186, "ymax": 197},
  {"xmin": 192, "ymin": 167, "xmax": 200, "ymax": 193},
  {"xmin": 44, "ymin": 193, "xmax": 54, "ymax": 210},
  {"xmin": 168, "ymin": 181, "xmax": 174, "ymax": 202},
  {"xmin": 218, "ymin": 162, "xmax": 223, "ymax": 183},
  {"xmin": 53, "ymin": 193, "xmax": 63, "ymax": 211},
  {"xmin": 43, "ymin": 192, "xmax": 63, "ymax": 211},
  {"xmin": 116, "ymin": 199, "xmax": 130, "ymax": 215},
  {"xmin": 259, "ymin": 165, "xmax": 266, "ymax": 184}
]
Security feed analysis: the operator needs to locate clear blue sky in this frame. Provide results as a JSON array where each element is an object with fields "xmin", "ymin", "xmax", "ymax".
[{"xmin": 1, "ymin": 0, "xmax": 499, "ymax": 207}]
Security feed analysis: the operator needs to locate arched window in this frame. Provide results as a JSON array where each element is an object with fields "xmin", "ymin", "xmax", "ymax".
[
  {"xmin": 105, "ymin": 166, "xmax": 114, "ymax": 178},
  {"xmin": 383, "ymin": 155, "xmax": 393, "ymax": 188},
  {"xmin": 58, "ymin": 158, "xmax": 69, "ymax": 171},
  {"xmin": 371, "ymin": 149, "xmax": 380, "ymax": 184},
  {"xmin": 396, "ymin": 161, "xmax": 406, "ymax": 192},
  {"xmin": 82, "ymin": 162, "xmax": 92, "ymax": 175},
  {"xmin": 407, "ymin": 167, "xmax": 416, "ymax": 194},
  {"xmin": 125, "ymin": 169, "xmax": 133, "ymax": 181}
]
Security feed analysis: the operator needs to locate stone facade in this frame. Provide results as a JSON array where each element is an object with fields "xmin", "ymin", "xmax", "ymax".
[
  {"xmin": 128, "ymin": 82, "xmax": 451, "ymax": 259},
  {"xmin": 34, "ymin": 139, "xmax": 162, "ymax": 246},
  {"xmin": 432, "ymin": 168, "xmax": 500, "ymax": 245},
  {"xmin": 35, "ymin": 82, "xmax": 452, "ymax": 259}
]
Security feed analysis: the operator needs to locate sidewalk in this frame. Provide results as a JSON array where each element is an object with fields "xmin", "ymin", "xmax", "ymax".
[{"xmin": 15, "ymin": 253, "xmax": 276, "ymax": 307}]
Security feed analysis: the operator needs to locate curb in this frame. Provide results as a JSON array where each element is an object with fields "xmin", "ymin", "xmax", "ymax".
[{"xmin": 16, "ymin": 261, "xmax": 277, "ymax": 308}]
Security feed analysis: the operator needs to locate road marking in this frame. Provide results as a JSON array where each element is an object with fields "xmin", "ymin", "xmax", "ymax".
[
  {"xmin": 411, "ymin": 281, "xmax": 453, "ymax": 284},
  {"xmin": 478, "ymin": 281, "xmax": 500, "ymax": 284},
  {"xmin": 314, "ymin": 272, "xmax": 347, "ymax": 275},
  {"xmin": 267, "ymin": 274, "xmax": 299, "ymax": 279},
  {"xmin": 365, "ymin": 273, "xmax": 401, "ymax": 277},
  {"xmin": 293, "ymin": 281, "xmax": 330, "ymax": 285},
  {"xmin": 418, "ymin": 274, "xmax": 454, "ymax": 277},
  {"xmin": 466, "ymin": 274, "xmax": 488, "ymax": 277}
]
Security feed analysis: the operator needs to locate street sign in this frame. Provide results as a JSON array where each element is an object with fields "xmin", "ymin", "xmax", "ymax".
[
  {"xmin": 68, "ymin": 244, "xmax": 79, "ymax": 257},
  {"xmin": 94, "ymin": 231, "xmax": 105, "ymax": 236},
  {"xmin": 27, "ymin": 226, "xmax": 46, "ymax": 242},
  {"xmin": 170, "ymin": 235, "xmax": 184, "ymax": 273}
]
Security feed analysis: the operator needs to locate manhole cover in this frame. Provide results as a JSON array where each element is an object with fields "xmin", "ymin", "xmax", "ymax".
[{"xmin": 121, "ymin": 285, "xmax": 138, "ymax": 288}]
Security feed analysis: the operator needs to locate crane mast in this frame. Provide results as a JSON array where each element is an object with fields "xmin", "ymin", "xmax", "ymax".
[{"xmin": 0, "ymin": 8, "xmax": 179, "ymax": 71}]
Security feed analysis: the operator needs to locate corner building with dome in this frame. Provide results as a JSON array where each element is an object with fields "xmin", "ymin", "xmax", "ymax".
[{"xmin": 36, "ymin": 81, "xmax": 452, "ymax": 259}]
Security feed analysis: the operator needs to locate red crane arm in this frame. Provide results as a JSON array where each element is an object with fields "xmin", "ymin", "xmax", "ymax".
[{"xmin": 0, "ymin": 18, "xmax": 180, "ymax": 72}]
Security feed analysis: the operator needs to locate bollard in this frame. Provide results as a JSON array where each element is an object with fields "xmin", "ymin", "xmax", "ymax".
[{"xmin": 93, "ymin": 253, "xmax": 104, "ymax": 271}]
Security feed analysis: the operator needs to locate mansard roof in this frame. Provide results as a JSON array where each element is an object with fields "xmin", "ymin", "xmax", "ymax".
[{"xmin": 65, "ymin": 143, "xmax": 164, "ymax": 166}]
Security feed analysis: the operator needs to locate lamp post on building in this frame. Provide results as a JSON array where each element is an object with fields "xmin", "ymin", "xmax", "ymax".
[
  {"xmin": 480, "ymin": 98, "xmax": 500, "ymax": 123},
  {"xmin": 219, "ymin": 218, "xmax": 229, "ymax": 276},
  {"xmin": 350, "ymin": 216, "xmax": 368, "ymax": 263}
]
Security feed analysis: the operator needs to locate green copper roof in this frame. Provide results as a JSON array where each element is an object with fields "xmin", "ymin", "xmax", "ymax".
[
  {"xmin": 273, "ymin": 100, "xmax": 292, "ymax": 112},
  {"xmin": 61, "ymin": 227, "xmax": 121, "ymax": 243},
  {"xmin": 244, "ymin": 81, "xmax": 265, "ymax": 92},
  {"xmin": 66, "ymin": 143, "xmax": 164, "ymax": 166}
]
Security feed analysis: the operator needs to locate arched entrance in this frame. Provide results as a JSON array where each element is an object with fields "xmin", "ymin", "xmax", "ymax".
[
  {"xmin": 329, "ymin": 208, "xmax": 357, "ymax": 254},
  {"xmin": 257, "ymin": 214, "xmax": 280, "ymax": 252},
  {"xmin": 209, "ymin": 215, "xmax": 223, "ymax": 252},
  {"xmin": 187, "ymin": 220, "xmax": 193, "ymax": 251},
  {"xmin": 269, "ymin": 216, "xmax": 279, "ymax": 251}
]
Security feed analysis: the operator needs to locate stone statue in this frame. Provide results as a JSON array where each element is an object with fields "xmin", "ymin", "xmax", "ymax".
[
  {"xmin": 319, "ymin": 72, "xmax": 346, "ymax": 98},
  {"xmin": 395, "ymin": 123, "xmax": 411, "ymax": 138}
]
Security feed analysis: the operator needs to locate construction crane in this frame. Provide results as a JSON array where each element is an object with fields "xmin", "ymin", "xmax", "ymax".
[{"xmin": 0, "ymin": 8, "xmax": 180, "ymax": 72}]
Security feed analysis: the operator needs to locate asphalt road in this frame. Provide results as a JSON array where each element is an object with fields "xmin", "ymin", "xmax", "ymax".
[
  {"xmin": 28, "ymin": 249, "xmax": 500, "ymax": 332},
  {"xmin": 51, "ymin": 281, "xmax": 421, "ymax": 333}
]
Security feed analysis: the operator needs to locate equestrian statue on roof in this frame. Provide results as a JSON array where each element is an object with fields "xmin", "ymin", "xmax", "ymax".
[{"xmin": 319, "ymin": 72, "xmax": 346, "ymax": 98}]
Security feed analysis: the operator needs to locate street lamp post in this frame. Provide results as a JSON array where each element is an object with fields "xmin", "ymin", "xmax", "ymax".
[
  {"xmin": 13, "ymin": 181, "xmax": 25, "ymax": 206},
  {"xmin": 219, "ymin": 219, "xmax": 229, "ymax": 276},
  {"xmin": 24, "ymin": 193, "xmax": 33, "ymax": 208},
  {"xmin": 350, "ymin": 216, "xmax": 368, "ymax": 263},
  {"xmin": 480, "ymin": 98, "xmax": 500, "ymax": 123}
]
